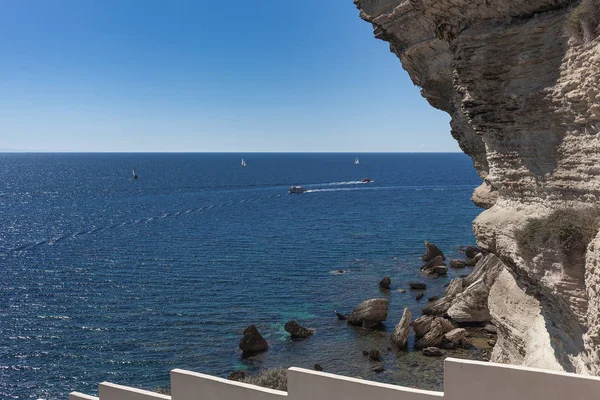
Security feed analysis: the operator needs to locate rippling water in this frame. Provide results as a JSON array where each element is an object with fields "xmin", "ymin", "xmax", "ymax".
[{"xmin": 0, "ymin": 153, "xmax": 482, "ymax": 399}]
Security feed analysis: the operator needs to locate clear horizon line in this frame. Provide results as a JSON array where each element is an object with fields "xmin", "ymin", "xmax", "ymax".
[{"xmin": 0, "ymin": 150, "xmax": 466, "ymax": 154}]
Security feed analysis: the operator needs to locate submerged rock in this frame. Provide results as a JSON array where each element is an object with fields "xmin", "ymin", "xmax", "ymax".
[
  {"xmin": 228, "ymin": 370, "xmax": 246, "ymax": 381},
  {"xmin": 368, "ymin": 349, "xmax": 381, "ymax": 361},
  {"xmin": 409, "ymin": 282, "xmax": 427, "ymax": 290},
  {"xmin": 379, "ymin": 276, "xmax": 391, "ymax": 289},
  {"xmin": 373, "ymin": 365, "xmax": 385, "ymax": 373},
  {"xmin": 422, "ymin": 347, "xmax": 443, "ymax": 357},
  {"xmin": 415, "ymin": 293, "xmax": 424, "ymax": 300},
  {"xmin": 347, "ymin": 298, "xmax": 388, "ymax": 328},
  {"xmin": 428, "ymin": 296, "xmax": 439, "ymax": 302},
  {"xmin": 284, "ymin": 320, "xmax": 314, "ymax": 338},
  {"xmin": 239, "ymin": 325, "xmax": 268, "ymax": 354},
  {"xmin": 450, "ymin": 259, "xmax": 466, "ymax": 268},
  {"xmin": 422, "ymin": 241, "xmax": 445, "ymax": 262},
  {"xmin": 465, "ymin": 246, "xmax": 486, "ymax": 259},
  {"xmin": 391, "ymin": 308, "xmax": 411, "ymax": 349},
  {"xmin": 314, "ymin": 364, "xmax": 323, "ymax": 371},
  {"xmin": 484, "ymin": 324, "xmax": 498, "ymax": 334}
]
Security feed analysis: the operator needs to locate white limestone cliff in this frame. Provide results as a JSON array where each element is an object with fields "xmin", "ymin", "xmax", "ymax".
[{"xmin": 355, "ymin": 0, "xmax": 600, "ymax": 374}]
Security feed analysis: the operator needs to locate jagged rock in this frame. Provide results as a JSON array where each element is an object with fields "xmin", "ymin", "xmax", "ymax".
[
  {"xmin": 444, "ymin": 278, "xmax": 464, "ymax": 297},
  {"xmin": 412, "ymin": 315, "xmax": 435, "ymax": 337},
  {"xmin": 432, "ymin": 265, "xmax": 448, "ymax": 275},
  {"xmin": 284, "ymin": 320, "xmax": 314, "ymax": 338},
  {"xmin": 347, "ymin": 298, "xmax": 388, "ymax": 328},
  {"xmin": 422, "ymin": 241, "xmax": 445, "ymax": 262},
  {"xmin": 428, "ymin": 296, "xmax": 439, "ymax": 302},
  {"xmin": 415, "ymin": 293, "xmax": 424, "ymax": 300},
  {"xmin": 228, "ymin": 371, "xmax": 246, "ymax": 381},
  {"xmin": 444, "ymin": 328, "xmax": 467, "ymax": 344},
  {"xmin": 465, "ymin": 246, "xmax": 486, "ymax": 259},
  {"xmin": 484, "ymin": 324, "xmax": 498, "ymax": 334},
  {"xmin": 239, "ymin": 325, "xmax": 268, "ymax": 353},
  {"xmin": 373, "ymin": 365, "xmax": 385, "ymax": 373},
  {"xmin": 458, "ymin": 338, "xmax": 473, "ymax": 350},
  {"xmin": 422, "ymin": 347, "xmax": 443, "ymax": 357},
  {"xmin": 422, "ymin": 296, "xmax": 453, "ymax": 316},
  {"xmin": 465, "ymin": 253, "xmax": 483, "ymax": 267},
  {"xmin": 415, "ymin": 320, "xmax": 444, "ymax": 349},
  {"xmin": 314, "ymin": 364, "xmax": 323, "ymax": 371},
  {"xmin": 379, "ymin": 276, "xmax": 391, "ymax": 289},
  {"xmin": 409, "ymin": 282, "xmax": 427, "ymax": 290},
  {"xmin": 447, "ymin": 254, "xmax": 505, "ymax": 323},
  {"xmin": 450, "ymin": 259, "xmax": 466, "ymax": 268},
  {"xmin": 436, "ymin": 317, "xmax": 456, "ymax": 333},
  {"xmin": 488, "ymin": 339, "xmax": 497, "ymax": 347},
  {"xmin": 335, "ymin": 311, "xmax": 347, "ymax": 320},
  {"xmin": 422, "ymin": 255, "xmax": 445, "ymax": 270},
  {"xmin": 391, "ymin": 308, "xmax": 411, "ymax": 349},
  {"xmin": 368, "ymin": 349, "xmax": 381, "ymax": 361}
]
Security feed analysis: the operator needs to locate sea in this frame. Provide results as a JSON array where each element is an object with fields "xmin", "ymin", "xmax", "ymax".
[{"xmin": 0, "ymin": 153, "xmax": 482, "ymax": 399}]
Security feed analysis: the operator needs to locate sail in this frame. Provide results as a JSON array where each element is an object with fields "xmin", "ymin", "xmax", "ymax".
[
  {"xmin": 241, "ymin": 158, "xmax": 246, "ymax": 167},
  {"xmin": 354, "ymin": 157, "xmax": 359, "ymax": 165}
]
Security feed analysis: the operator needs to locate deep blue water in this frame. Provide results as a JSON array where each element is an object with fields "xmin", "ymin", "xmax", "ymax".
[{"xmin": 0, "ymin": 153, "xmax": 482, "ymax": 399}]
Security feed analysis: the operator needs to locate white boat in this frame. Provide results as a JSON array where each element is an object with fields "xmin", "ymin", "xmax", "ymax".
[
  {"xmin": 132, "ymin": 168, "xmax": 138, "ymax": 179},
  {"xmin": 241, "ymin": 158, "xmax": 246, "ymax": 167},
  {"xmin": 354, "ymin": 157, "xmax": 360, "ymax": 165},
  {"xmin": 289, "ymin": 186, "xmax": 306, "ymax": 194}
]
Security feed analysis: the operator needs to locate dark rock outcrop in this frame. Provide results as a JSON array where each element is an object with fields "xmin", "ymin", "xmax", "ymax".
[
  {"xmin": 409, "ymin": 282, "xmax": 427, "ymax": 290},
  {"xmin": 239, "ymin": 325, "xmax": 268, "ymax": 354},
  {"xmin": 450, "ymin": 259, "xmax": 466, "ymax": 268},
  {"xmin": 347, "ymin": 298, "xmax": 388, "ymax": 328},
  {"xmin": 335, "ymin": 311, "xmax": 347, "ymax": 320},
  {"xmin": 379, "ymin": 276, "xmax": 391, "ymax": 289},
  {"xmin": 422, "ymin": 241, "xmax": 445, "ymax": 262},
  {"xmin": 228, "ymin": 370, "xmax": 246, "ymax": 381},
  {"xmin": 422, "ymin": 347, "xmax": 443, "ymax": 357},
  {"xmin": 284, "ymin": 320, "xmax": 314, "ymax": 338},
  {"xmin": 368, "ymin": 349, "xmax": 381, "ymax": 361}
]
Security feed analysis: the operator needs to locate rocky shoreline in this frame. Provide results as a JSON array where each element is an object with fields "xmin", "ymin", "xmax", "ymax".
[{"xmin": 229, "ymin": 241, "xmax": 497, "ymax": 386}]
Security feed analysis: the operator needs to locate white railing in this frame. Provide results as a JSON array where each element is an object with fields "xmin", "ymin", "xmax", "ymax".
[{"xmin": 70, "ymin": 357, "xmax": 600, "ymax": 400}]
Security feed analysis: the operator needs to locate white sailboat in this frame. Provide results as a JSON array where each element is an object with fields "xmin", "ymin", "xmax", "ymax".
[
  {"xmin": 132, "ymin": 168, "xmax": 138, "ymax": 179},
  {"xmin": 241, "ymin": 158, "xmax": 246, "ymax": 167},
  {"xmin": 354, "ymin": 157, "xmax": 360, "ymax": 165}
]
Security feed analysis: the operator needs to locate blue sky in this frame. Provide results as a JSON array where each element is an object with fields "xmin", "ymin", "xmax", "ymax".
[{"xmin": 0, "ymin": 1, "xmax": 457, "ymax": 152}]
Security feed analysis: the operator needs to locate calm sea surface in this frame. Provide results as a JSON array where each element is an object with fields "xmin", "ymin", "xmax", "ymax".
[{"xmin": 0, "ymin": 153, "xmax": 482, "ymax": 399}]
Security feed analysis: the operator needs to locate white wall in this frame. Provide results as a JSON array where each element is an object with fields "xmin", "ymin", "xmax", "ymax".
[
  {"xmin": 170, "ymin": 368, "xmax": 287, "ymax": 400},
  {"xmin": 444, "ymin": 357, "xmax": 600, "ymax": 400},
  {"xmin": 287, "ymin": 367, "xmax": 443, "ymax": 400},
  {"xmin": 70, "ymin": 358, "xmax": 600, "ymax": 400}
]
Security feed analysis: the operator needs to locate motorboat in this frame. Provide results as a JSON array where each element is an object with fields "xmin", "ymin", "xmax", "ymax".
[
  {"xmin": 360, "ymin": 178, "xmax": 371, "ymax": 183},
  {"xmin": 289, "ymin": 186, "xmax": 306, "ymax": 194}
]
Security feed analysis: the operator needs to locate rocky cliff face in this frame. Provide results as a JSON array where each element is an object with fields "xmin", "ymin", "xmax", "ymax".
[{"xmin": 355, "ymin": 0, "xmax": 600, "ymax": 375}]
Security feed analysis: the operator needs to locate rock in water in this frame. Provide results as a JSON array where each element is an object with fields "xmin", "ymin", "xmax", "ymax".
[
  {"xmin": 347, "ymin": 298, "xmax": 388, "ymax": 328},
  {"xmin": 421, "ymin": 296, "xmax": 453, "ymax": 316},
  {"xmin": 314, "ymin": 364, "xmax": 323, "ymax": 371},
  {"xmin": 465, "ymin": 246, "xmax": 485, "ymax": 259},
  {"xmin": 335, "ymin": 311, "xmax": 347, "ymax": 320},
  {"xmin": 239, "ymin": 325, "xmax": 268, "ymax": 354},
  {"xmin": 450, "ymin": 259, "xmax": 466, "ymax": 268},
  {"xmin": 379, "ymin": 276, "xmax": 391, "ymax": 289},
  {"xmin": 444, "ymin": 328, "xmax": 467, "ymax": 344},
  {"xmin": 368, "ymin": 349, "xmax": 381, "ymax": 361},
  {"xmin": 415, "ymin": 293, "xmax": 424, "ymax": 300},
  {"xmin": 228, "ymin": 370, "xmax": 246, "ymax": 381},
  {"xmin": 422, "ymin": 347, "xmax": 443, "ymax": 357},
  {"xmin": 284, "ymin": 320, "xmax": 314, "ymax": 338},
  {"xmin": 428, "ymin": 296, "xmax": 439, "ymax": 302},
  {"xmin": 391, "ymin": 308, "xmax": 411, "ymax": 349},
  {"xmin": 415, "ymin": 319, "xmax": 444, "ymax": 349},
  {"xmin": 432, "ymin": 265, "xmax": 448, "ymax": 275},
  {"xmin": 373, "ymin": 365, "xmax": 385, "ymax": 373},
  {"xmin": 412, "ymin": 315, "xmax": 435, "ymax": 337},
  {"xmin": 484, "ymin": 324, "xmax": 498, "ymax": 334},
  {"xmin": 422, "ymin": 241, "xmax": 445, "ymax": 262},
  {"xmin": 409, "ymin": 282, "xmax": 427, "ymax": 290}
]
